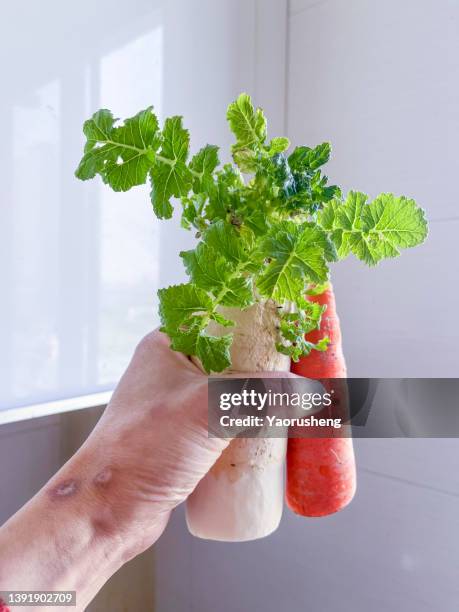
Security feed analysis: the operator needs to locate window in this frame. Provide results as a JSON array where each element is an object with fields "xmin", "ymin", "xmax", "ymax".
[
  {"xmin": 1, "ymin": 9, "xmax": 167, "ymax": 411},
  {"xmin": 1, "ymin": 0, "xmax": 279, "ymax": 415}
]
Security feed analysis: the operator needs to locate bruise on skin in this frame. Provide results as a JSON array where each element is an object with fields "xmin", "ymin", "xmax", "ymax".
[
  {"xmin": 91, "ymin": 516, "xmax": 116, "ymax": 537},
  {"xmin": 93, "ymin": 466, "xmax": 114, "ymax": 489},
  {"xmin": 48, "ymin": 479, "xmax": 80, "ymax": 501}
]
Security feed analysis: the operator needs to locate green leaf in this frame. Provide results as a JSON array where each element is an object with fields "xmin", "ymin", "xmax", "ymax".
[
  {"xmin": 196, "ymin": 333, "xmax": 232, "ymax": 373},
  {"xmin": 210, "ymin": 312, "xmax": 234, "ymax": 327},
  {"xmin": 205, "ymin": 164, "xmax": 244, "ymax": 221},
  {"xmin": 181, "ymin": 239, "xmax": 254, "ymax": 308},
  {"xmin": 231, "ymin": 148, "xmax": 258, "ymax": 173},
  {"xmin": 181, "ymin": 193, "xmax": 207, "ymax": 230},
  {"xmin": 306, "ymin": 281, "xmax": 330, "ymax": 296},
  {"xmin": 203, "ymin": 220, "xmax": 250, "ymax": 264},
  {"xmin": 158, "ymin": 283, "xmax": 212, "ymax": 329},
  {"xmin": 268, "ymin": 137, "xmax": 290, "ymax": 155},
  {"xmin": 190, "ymin": 145, "xmax": 219, "ymax": 194},
  {"xmin": 150, "ymin": 116, "xmax": 193, "ymax": 219},
  {"xmin": 180, "ymin": 243, "xmax": 232, "ymax": 293},
  {"xmin": 227, "ymin": 93, "xmax": 266, "ymax": 163},
  {"xmin": 288, "ymin": 143, "xmax": 331, "ymax": 171},
  {"xmin": 219, "ymin": 277, "xmax": 254, "ymax": 309},
  {"xmin": 319, "ymin": 191, "xmax": 428, "ymax": 265},
  {"xmin": 243, "ymin": 209, "xmax": 270, "ymax": 237},
  {"xmin": 158, "ymin": 283, "xmax": 234, "ymax": 373},
  {"xmin": 167, "ymin": 326, "xmax": 233, "ymax": 373},
  {"xmin": 75, "ymin": 108, "xmax": 160, "ymax": 190},
  {"xmin": 76, "ymin": 94, "xmax": 429, "ymax": 373},
  {"xmin": 277, "ymin": 299, "xmax": 329, "ymax": 361},
  {"xmin": 362, "ymin": 192, "xmax": 428, "ymax": 248},
  {"xmin": 256, "ymin": 222, "xmax": 330, "ymax": 301},
  {"xmin": 168, "ymin": 327, "xmax": 201, "ymax": 355}
]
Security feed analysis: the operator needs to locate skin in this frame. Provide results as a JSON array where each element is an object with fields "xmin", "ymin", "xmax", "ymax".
[{"xmin": 0, "ymin": 330, "xmax": 294, "ymax": 611}]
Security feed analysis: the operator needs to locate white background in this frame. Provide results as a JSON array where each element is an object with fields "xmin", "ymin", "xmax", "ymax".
[{"xmin": 0, "ymin": 0, "xmax": 458, "ymax": 610}]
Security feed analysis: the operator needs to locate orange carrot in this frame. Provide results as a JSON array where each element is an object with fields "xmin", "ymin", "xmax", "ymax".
[{"xmin": 287, "ymin": 284, "xmax": 356, "ymax": 517}]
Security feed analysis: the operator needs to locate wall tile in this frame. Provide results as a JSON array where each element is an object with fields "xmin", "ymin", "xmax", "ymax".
[
  {"xmin": 185, "ymin": 471, "xmax": 459, "ymax": 612},
  {"xmin": 330, "ymin": 220, "xmax": 458, "ymax": 377},
  {"xmin": 288, "ymin": 0, "xmax": 459, "ymax": 220}
]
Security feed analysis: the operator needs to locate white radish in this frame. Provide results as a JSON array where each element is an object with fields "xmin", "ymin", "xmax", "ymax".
[{"xmin": 186, "ymin": 300, "xmax": 290, "ymax": 542}]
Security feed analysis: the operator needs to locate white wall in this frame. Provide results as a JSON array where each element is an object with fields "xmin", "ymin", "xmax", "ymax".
[{"xmin": 288, "ymin": 0, "xmax": 459, "ymax": 377}]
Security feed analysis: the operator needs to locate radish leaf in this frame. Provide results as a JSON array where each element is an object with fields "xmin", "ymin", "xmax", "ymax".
[
  {"xmin": 150, "ymin": 116, "xmax": 193, "ymax": 219},
  {"xmin": 158, "ymin": 284, "xmax": 212, "ymax": 329},
  {"xmin": 190, "ymin": 145, "xmax": 220, "ymax": 194},
  {"xmin": 75, "ymin": 108, "xmax": 160, "ymax": 190},
  {"xmin": 277, "ymin": 299, "xmax": 329, "ymax": 361},
  {"xmin": 256, "ymin": 222, "xmax": 331, "ymax": 301},
  {"xmin": 76, "ymin": 93, "xmax": 429, "ymax": 373},
  {"xmin": 319, "ymin": 191, "xmax": 428, "ymax": 265}
]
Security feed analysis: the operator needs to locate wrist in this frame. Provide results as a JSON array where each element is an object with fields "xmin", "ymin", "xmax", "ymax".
[
  {"xmin": 0, "ymin": 436, "xmax": 166, "ymax": 610},
  {"xmin": 61, "ymin": 432, "xmax": 169, "ymax": 562}
]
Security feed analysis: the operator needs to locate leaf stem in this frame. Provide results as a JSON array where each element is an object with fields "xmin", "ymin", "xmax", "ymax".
[{"xmin": 103, "ymin": 138, "xmax": 201, "ymax": 178}]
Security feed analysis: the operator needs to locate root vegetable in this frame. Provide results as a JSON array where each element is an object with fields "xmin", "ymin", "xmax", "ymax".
[
  {"xmin": 288, "ymin": 285, "xmax": 356, "ymax": 516},
  {"xmin": 186, "ymin": 301, "xmax": 290, "ymax": 541}
]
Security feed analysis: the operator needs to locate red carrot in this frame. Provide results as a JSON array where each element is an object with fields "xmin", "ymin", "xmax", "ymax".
[{"xmin": 287, "ymin": 284, "xmax": 356, "ymax": 517}]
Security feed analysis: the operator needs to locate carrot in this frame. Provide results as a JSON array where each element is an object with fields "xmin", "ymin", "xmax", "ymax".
[{"xmin": 287, "ymin": 284, "xmax": 356, "ymax": 517}]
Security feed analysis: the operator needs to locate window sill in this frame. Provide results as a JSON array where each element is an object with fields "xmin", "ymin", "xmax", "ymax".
[{"xmin": 0, "ymin": 391, "xmax": 113, "ymax": 426}]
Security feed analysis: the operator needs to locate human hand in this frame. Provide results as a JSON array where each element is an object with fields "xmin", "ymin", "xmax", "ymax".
[
  {"xmin": 0, "ymin": 330, "xmax": 294, "ymax": 610},
  {"xmin": 82, "ymin": 329, "xmax": 231, "ymax": 558}
]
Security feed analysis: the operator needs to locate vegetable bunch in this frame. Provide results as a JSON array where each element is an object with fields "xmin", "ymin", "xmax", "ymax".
[{"xmin": 76, "ymin": 94, "xmax": 428, "ymax": 373}]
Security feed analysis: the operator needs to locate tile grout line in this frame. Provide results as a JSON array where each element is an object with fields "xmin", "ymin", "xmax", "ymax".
[
  {"xmin": 360, "ymin": 466, "xmax": 459, "ymax": 500},
  {"xmin": 283, "ymin": 0, "xmax": 291, "ymax": 135},
  {"xmin": 429, "ymin": 216, "xmax": 459, "ymax": 224}
]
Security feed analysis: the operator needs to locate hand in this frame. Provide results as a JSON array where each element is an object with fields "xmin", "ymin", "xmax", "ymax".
[
  {"xmin": 83, "ymin": 330, "xmax": 231, "ymax": 557},
  {"xmin": 0, "ymin": 330, "xmax": 295, "ymax": 610},
  {"xmin": 0, "ymin": 331, "xmax": 229, "ymax": 610}
]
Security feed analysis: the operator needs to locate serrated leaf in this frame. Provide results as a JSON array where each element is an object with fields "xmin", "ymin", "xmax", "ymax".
[
  {"xmin": 205, "ymin": 164, "xmax": 244, "ymax": 221},
  {"xmin": 196, "ymin": 333, "xmax": 232, "ymax": 373},
  {"xmin": 288, "ymin": 143, "xmax": 331, "ymax": 171},
  {"xmin": 168, "ymin": 327, "xmax": 233, "ymax": 373},
  {"xmin": 362, "ymin": 193, "xmax": 428, "ymax": 249},
  {"xmin": 181, "ymin": 193, "xmax": 207, "ymax": 230},
  {"xmin": 150, "ymin": 116, "xmax": 193, "ymax": 219},
  {"xmin": 203, "ymin": 220, "xmax": 250, "ymax": 264},
  {"xmin": 256, "ymin": 222, "xmax": 330, "ymax": 301},
  {"xmin": 181, "ymin": 238, "xmax": 254, "ymax": 308},
  {"xmin": 210, "ymin": 312, "xmax": 234, "ymax": 327},
  {"xmin": 306, "ymin": 281, "xmax": 330, "ymax": 296},
  {"xmin": 180, "ymin": 243, "xmax": 231, "ymax": 292},
  {"xmin": 318, "ymin": 191, "xmax": 428, "ymax": 265},
  {"xmin": 268, "ymin": 137, "xmax": 290, "ymax": 154},
  {"xmin": 277, "ymin": 299, "xmax": 329, "ymax": 361},
  {"xmin": 75, "ymin": 108, "xmax": 160, "ymax": 190},
  {"xmin": 244, "ymin": 209, "xmax": 270, "ymax": 237},
  {"xmin": 161, "ymin": 116, "xmax": 190, "ymax": 161},
  {"xmin": 158, "ymin": 283, "xmax": 234, "ymax": 372},
  {"xmin": 227, "ymin": 93, "xmax": 266, "ymax": 151},
  {"xmin": 168, "ymin": 327, "xmax": 201, "ymax": 355},
  {"xmin": 231, "ymin": 147, "xmax": 258, "ymax": 173},
  {"xmin": 190, "ymin": 145, "xmax": 219, "ymax": 194},
  {"xmin": 158, "ymin": 283, "xmax": 212, "ymax": 329},
  {"xmin": 219, "ymin": 276, "xmax": 254, "ymax": 309}
]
